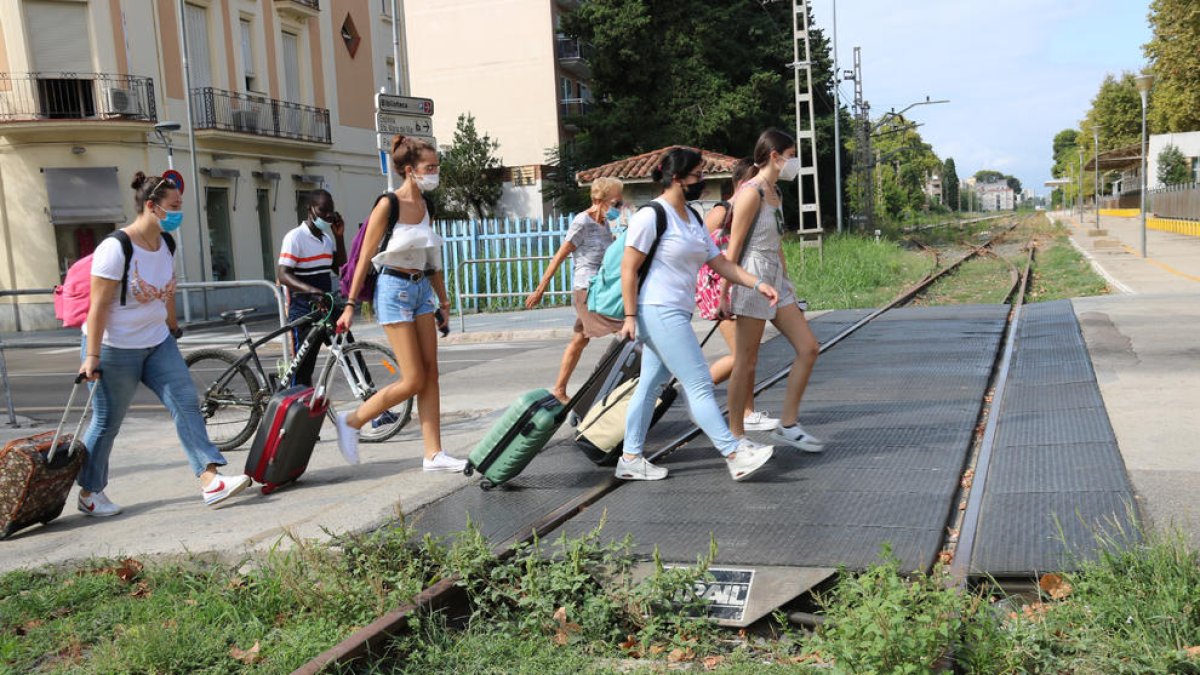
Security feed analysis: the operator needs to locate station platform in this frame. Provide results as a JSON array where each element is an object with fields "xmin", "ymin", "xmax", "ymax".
[{"xmin": 409, "ymin": 302, "xmax": 1136, "ymax": 618}]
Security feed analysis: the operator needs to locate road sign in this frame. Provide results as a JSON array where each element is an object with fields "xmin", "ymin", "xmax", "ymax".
[
  {"xmin": 375, "ymin": 93, "xmax": 434, "ymax": 116},
  {"xmin": 376, "ymin": 112, "xmax": 433, "ymax": 138},
  {"xmin": 162, "ymin": 169, "xmax": 185, "ymax": 195}
]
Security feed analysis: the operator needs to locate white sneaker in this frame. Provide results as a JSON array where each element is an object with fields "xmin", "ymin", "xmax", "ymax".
[
  {"xmin": 742, "ymin": 410, "xmax": 780, "ymax": 432},
  {"xmin": 77, "ymin": 491, "xmax": 122, "ymax": 517},
  {"xmin": 335, "ymin": 412, "xmax": 360, "ymax": 465},
  {"xmin": 771, "ymin": 422, "xmax": 826, "ymax": 453},
  {"xmin": 202, "ymin": 473, "xmax": 251, "ymax": 507},
  {"xmin": 726, "ymin": 438, "xmax": 774, "ymax": 482},
  {"xmin": 423, "ymin": 450, "xmax": 468, "ymax": 473},
  {"xmin": 614, "ymin": 455, "xmax": 668, "ymax": 481}
]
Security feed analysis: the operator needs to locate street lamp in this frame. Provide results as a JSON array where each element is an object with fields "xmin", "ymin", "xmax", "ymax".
[
  {"xmin": 1093, "ymin": 124, "xmax": 1103, "ymax": 230},
  {"xmin": 153, "ymin": 121, "xmax": 181, "ymax": 170},
  {"xmin": 1135, "ymin": 72, "xmax": 1154, "ymax": 258}
]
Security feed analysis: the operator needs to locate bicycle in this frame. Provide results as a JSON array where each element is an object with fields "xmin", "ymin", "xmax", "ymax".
[{"xmin": 185, "ymin": 294, "xmax": 412, "ymax": 451}]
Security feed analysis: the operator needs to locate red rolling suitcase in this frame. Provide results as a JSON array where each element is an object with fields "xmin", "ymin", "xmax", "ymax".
[
  {"xmin": 244, "ymin": 385, "xmax": 328, "ymax": 494},
  {"xmin": 0, "ymin": 376, "xmax": 95, "ymax": 539}
]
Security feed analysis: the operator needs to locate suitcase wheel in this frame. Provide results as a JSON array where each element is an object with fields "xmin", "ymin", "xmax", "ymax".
[
  {"xmin": 261, "ymin": 483, "xmax": 276, "ymax": 495},
  {"xmin": 0, "ymin": 524, "xmax": 13, "ymax": 540},
  {"xmin": 463, "ymin": 464, "xmax": 474, "ymax": 477},
  {"xmin": 479, "ymin": 479, "xmax": 495, "ymax": 491}
]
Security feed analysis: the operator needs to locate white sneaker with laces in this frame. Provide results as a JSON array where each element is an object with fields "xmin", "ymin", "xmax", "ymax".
[
  {"xmin": 742, "ymin": 410, "xmax": 780, "ymax": 432},
  {"xmin": 335, "ymin": 411, "xmax": 360, "ymax": 465},
  {"xmin": 423, "ymin": 450, "xmax": 468, "ymax": 473},
  {"xmin": 726, "ymin": 438, "xmax": 774, "ymax": 482},
  {"xmin": 202, "ymin": 473, "xmax": 251, "ymax": 507},
  {"xmin": 614, "ymin": 455, "xmax": 668, "ymax": 481},
  {"xmin": 771, "ymin": 422, "xmax": 825, "ymax": 453},
  {"xmin": 77, "ymin": 491, "xmax": 122, "ymax": 517}
]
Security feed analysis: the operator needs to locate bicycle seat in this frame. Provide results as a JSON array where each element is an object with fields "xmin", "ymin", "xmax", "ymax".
[{"xmin": 220, "ymin": 308, "xmax": 256, "ymax": 323}]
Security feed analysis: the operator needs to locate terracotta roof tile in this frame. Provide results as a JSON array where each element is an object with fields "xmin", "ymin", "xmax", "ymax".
[{"xmin": 576, "ymin": 145, "xmax": 739, "ymax": 184}]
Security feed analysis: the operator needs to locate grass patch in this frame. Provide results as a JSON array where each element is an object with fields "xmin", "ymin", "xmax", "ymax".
[
  {"xmin": 1028, "ymin": 218, "xmax": 1110, "ymax": 302},
  {"xmin": 913, "ymin": 255, "xmax": 1014, "ymax": 306},
  {"xmin": 784, "ymin": 233, "xmax": 933, "ymax": 310}
]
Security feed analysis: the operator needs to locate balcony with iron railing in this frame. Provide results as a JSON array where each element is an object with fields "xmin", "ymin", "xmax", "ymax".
[
  {"xmin": 274, "ymin": 0, "xmax": 320, "ymax": 20},
  {"xmin": 0, "ymin": 72, "xmax": 156, "ymax": 125},
  {"xmin": 191, "ymin": 87, "xmax": 331, "ymax": 145},
  {"xmin": 555, "ymin": 36, "xmax": 593, "ymax": 78},
  {"xmin": 559, "ymin": 98, "xmax": 592, "ymax": 117}
]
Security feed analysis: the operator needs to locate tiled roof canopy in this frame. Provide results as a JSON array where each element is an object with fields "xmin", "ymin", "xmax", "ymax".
[{"xmin": 576, "ymin": 146, "xmax": 739, "ymax": 185}]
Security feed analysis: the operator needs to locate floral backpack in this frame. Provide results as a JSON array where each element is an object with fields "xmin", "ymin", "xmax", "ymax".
[{"xmin": 694, "ymin": 186, "xmax": 763, "ymax": 320}]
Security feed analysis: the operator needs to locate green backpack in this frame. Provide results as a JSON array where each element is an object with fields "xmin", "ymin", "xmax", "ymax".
[{"xmin": 587, "ymin": 201, "xmax": 702, "ymax": 319}]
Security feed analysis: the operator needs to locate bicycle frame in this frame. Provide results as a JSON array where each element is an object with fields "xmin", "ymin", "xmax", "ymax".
[{"xmin": 202, "ymin": 307, "xmax": 336, "ymax": 402}]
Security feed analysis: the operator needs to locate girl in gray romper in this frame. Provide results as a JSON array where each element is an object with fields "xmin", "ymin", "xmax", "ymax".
[{"xmin": 726, "ymin": 128, "xmax": 825, "ymax": 452}]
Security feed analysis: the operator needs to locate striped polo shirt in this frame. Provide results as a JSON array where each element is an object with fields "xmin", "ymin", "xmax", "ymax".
[{"xmin": 278, "ymin": 222, "xmax": 335, "ymax": 289}]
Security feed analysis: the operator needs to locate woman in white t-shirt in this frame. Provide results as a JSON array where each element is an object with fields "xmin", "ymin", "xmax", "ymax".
[
  {"xmin": 76, "ymin": 172, "xmax": 250, "ymax": 517},
  {"xmin": 615, "ymin": 148, "xmax": 780, "ymax": 483},
  {"xmin": 523, "ymin": 176, "xmax": 625, "ymax": 403}
]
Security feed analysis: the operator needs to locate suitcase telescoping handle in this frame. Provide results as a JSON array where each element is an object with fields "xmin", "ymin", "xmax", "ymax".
[{"xmin": 47, "ymin": 371, "xmax": 101, "ymax": 463}]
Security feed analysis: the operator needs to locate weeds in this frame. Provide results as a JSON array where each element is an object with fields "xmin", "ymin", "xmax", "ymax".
[{"xmin": 784, "ymin": 233, "xmax": 933, "ymax": 310}]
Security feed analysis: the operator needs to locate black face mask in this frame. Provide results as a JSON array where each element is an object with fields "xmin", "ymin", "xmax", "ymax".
[{"xmin": 683, "ymin": 180, "xmax": 705, "ymax": 201}]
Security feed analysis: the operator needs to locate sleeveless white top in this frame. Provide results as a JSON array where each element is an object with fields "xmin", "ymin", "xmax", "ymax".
[{"xmin": 372, "ymin": 210, "xmax": 444, "ymax": 271}]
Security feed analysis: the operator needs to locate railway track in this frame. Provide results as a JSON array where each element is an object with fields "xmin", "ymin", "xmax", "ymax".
[{"xmin": 296, "ymin": 216, "xmax": 1041, "ymax": 674}]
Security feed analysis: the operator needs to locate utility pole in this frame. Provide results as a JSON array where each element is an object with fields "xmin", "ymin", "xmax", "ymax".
[
  {"xmin": 830, "ymin": 0, "xmax": 843, "ymax": 233},
  {"xmin": 791, "ymin": 0, "xmax": 823, "ymax": 256},
  {"xmin": 1078, "ymin": 145, "xmax": 1084, "ymax": 221},
  {"xmin": 1093, "ymin": 124, "xmax": 1103, "ymax": 230},
  {"xmin": 847, "ymin": 46, "xmax": 871, "ymax": 230},
  {"xmin": 176, "ymin": 0, "xmax": 207, "ymax": 319}
]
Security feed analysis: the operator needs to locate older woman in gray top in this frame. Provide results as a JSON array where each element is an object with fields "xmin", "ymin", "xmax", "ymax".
[
  {"xmin": 525, "ymin": 177, "xmax": 625, "ymax": 403},
  {"xmin": 725, "ymin": 128, "xmax": 824, "ymax": 452}
]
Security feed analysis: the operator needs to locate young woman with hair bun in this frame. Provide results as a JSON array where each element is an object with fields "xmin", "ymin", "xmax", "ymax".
[
  {"xmin": 76, "ymin": 171, "xmax": 251, "ymax": 516},
  {"xmin": 335, "ymin": 135, "xmax": 466, "ymax": 473},
  {"xmin": 615, "ymin": 147, "xmax": 781, "ymax": 483}
]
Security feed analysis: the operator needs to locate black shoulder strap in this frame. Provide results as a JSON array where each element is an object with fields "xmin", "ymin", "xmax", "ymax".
[
  {"xmin": 376, "ymin": 193, "xmax": 401, "ymax": 253},
  {"xmin": 162, "ymin": 232, "xmax": 176, "ymax": 255},
  {"xmin": 423, "ymin": 194, "xmax": 436, "ymax": 221},
  {"xmin": 109, "ymin": 230, "xmax": 134, "ymax": 306},
  {"xmin": 638, "ymin": 202, "xmax": 669, "ymax": 290}
]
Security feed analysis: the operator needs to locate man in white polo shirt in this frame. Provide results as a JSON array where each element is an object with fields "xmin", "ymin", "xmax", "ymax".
[{"xmin": 277, "ymin": 189, "xmax": 346, "ymax": 385}]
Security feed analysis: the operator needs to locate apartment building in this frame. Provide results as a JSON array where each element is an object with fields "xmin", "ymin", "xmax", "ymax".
[
  {"xmin": 976, "ymin": 180, "xmax": 1015, "ymax": 212},
  {"xmin": 404, "ymin": 0, "xmax": 591, "ymax": 219},
  {"xmin": 0, "ymin": 0, "xmax": 406, "ymax": 330}
]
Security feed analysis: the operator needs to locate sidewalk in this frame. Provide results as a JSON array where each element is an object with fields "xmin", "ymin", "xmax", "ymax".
[
  {"xmin": 0, "ymin": 305, "xmax": 754, "ymax": 572},
  {"xmin": 1054, "ymin": 209, "xmax": 1200, "ymax": 294},
  {"xmin": 1054, "ymin": 210, "xmax": 1200, "ymax": 546}
]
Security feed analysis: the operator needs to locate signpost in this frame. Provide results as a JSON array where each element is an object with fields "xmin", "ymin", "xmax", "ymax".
[{"xmin": 374, "ymin": 92, "xmax": 436, "ymax": 189}]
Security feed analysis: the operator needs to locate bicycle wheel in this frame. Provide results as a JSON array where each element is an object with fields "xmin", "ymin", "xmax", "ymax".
[
  {"xmin": 186, "ymin": 348, "xmax": 263, "ymax": 451},
  {"xmin": 320, "ymin": 341, "xmax": 412, "ymax": 443}
]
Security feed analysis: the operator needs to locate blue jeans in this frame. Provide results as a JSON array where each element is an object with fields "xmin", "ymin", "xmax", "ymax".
[
  {"xmin": 78, "ymin": 337, "xmax": 227, "ymax": 492},
  {"xmin": 375, "ymin": 273, "xmax": 437, "ymax": 325},
  {"xmin": 624, "ymin": 305, "xmax": 739, "ymax": 457}
]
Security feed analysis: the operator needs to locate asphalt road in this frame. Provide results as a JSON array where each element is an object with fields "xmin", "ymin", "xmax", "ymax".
[{"xmin": 1, "ymin": 323, "xmax": 557, "ymax": 423}]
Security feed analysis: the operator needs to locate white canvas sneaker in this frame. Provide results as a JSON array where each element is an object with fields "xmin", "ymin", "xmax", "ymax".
[
  {"xmin": 742, "ymin": 411, "xmax": 780, "ymax": 432},
  {"xmin": 335, "ymin": 411, "xmax": 361, "ymax": 465},
  {"xmin": 726, "ymin": 438, "xmax": 774, "ymax": 482},
  {"xmin": 77, "ymin": 491, "xmax": 122, "ymax": 517},
  {"xmin": 771, "ymin": 422, "xmax": 826, "ymax": 453},
  {"xmin": 202, "ymin": 473, "xmax": 251, "ymax": 507},
  {"xmin": 614, "ymin": 455, "xmax": 668, "ymax": 481},
  {"xmin": 423, "ymin": 451, "xmax": 468, "ymax": 473}
]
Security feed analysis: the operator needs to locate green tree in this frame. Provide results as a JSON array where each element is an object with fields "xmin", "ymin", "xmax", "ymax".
[
  {"xmin": 1144, "ymin": 0, "xmax": 1200, "ymax": 133},
  {"xmin": 1051, "ymin": 129, "xmax": 1080, "ymax": 178},
  {"xmin": 440, "ymin": 113, "xmax": 503, "ymax": 220},
  {"xmin": 1006, "ymin": 176, "xmax": 1023, "ymax": 196},
  {"xmin": 943, "ymin": 158, "xmax": 960, "ymax": 211},
  {"xmin": 562, "ymin": 1, "xmax": 848, "ymax": 229},
  {"xmin": 1082, "ymin": 73, "xmax": 1142, "ymax": 151},
  {"xmin": 1157, "ymin": 144, "xmax": 1192, "ymax": 185},
  {"xmin": 974, "ymin": 170, "xmax": 1006, "ymax": 184}
]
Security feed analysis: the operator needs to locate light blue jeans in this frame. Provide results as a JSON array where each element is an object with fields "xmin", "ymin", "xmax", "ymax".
[
  {"xmin": 79, "ymin": 337, "xmax": 227, "ymax": 492},
  {"xmin": 624, "ymin": 305, "xmax": 740, "ymax": 457}
]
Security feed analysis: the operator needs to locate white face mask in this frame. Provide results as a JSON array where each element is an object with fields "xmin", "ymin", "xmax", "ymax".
[
  {"xmin": 413, "ymin": 172, "xmax": 440, "ymax": 192},
  {"xmin": 778, "ymin": 156, "xmax": 801, "ymax": 182}
]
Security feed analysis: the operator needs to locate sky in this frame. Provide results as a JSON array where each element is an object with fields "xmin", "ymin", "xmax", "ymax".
[{"xmin": 806, "ymin": 0, "xmax": 1153, "ymax": 195}]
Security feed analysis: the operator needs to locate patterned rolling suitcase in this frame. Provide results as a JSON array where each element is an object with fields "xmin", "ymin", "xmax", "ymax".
[
  {"xmin": 0, "ymin": 376, "xmax": 96, "ymax": 540},
  {"xmin": 244, "ymin": 385, "xmax": 328, "ymax": 494}
]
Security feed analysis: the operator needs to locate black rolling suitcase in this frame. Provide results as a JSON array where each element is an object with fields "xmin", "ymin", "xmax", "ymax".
[
  {"xmin": 0, "ymin": 376, "xmax": 95, "ymax": 539},
  {"xmin": 567, "ymin": 339, "xmax": 644, "ymax": 426},
  {"xmin": 244, "ymin": 385, "xmax": 328, "ymax": 494}
]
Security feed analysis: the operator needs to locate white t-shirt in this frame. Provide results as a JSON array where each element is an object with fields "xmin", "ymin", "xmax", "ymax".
[
  {"xmin": 82, "ymin": 235, "xmax": 175, "ymax": 349},
  {"xmin": 278, "ymin": 222, "xmax": 335, "ymax": 283},
  {"xmin": 626, "ymin": 198, "xmax": 720, "ymax": 312}
]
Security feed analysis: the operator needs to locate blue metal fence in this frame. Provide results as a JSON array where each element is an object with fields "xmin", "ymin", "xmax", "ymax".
[{"xmin": 438, "ymin": 215, "xmax": 576, "ymax": 312}]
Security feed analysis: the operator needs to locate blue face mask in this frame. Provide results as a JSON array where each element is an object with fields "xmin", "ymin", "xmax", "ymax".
[
  {"xmin": 313, "ymin": 217, "xmax": 333, "ymax": 233},
  {"xmin": 158, "ymin": 209, "xmax": 184, "ymax": 232},
  {"xmin": 606, "ymin": 206, "xmax": 621, "ymax": 222}
]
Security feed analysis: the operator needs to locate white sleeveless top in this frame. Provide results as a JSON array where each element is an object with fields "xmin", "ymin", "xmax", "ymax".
[{"xmin": 371, "ymin": 210, "xmax": 444, "ymax": 271}]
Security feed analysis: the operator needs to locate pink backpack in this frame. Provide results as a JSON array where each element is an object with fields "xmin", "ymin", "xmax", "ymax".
[{"xmin": 54, "ymin": 231, "xmax": 175, "ymax": 327}]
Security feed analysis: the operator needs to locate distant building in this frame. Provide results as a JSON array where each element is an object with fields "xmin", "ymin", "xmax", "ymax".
[
  {"xmin": 1147, "ymin": 131, "xmax": 1200, "ymax": 188},
  {"xmin": 976, "ymin": 181, "xmax": 1015, "ymax": 211},
  {"xmin": 923, "ymin": 172, "xmax": 942, "ymax": 206},
  {"xmin": 576, "ymin": 146, "xmax": 736, "ymax": 213}
]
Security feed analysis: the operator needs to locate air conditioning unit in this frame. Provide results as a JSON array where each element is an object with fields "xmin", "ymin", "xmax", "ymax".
[
  {"xmin": 232, "ymin": 108, "xmax": 260, "ymax": 133},
  {"xmin": 105, "ymin": 87, "xmax": 143, "ymax": 116}
]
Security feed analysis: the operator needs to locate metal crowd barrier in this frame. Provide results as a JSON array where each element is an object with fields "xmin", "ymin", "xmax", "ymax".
[
  {"xmin": 453, "ymin": 256, "xmax": 569, "ymax": 334},
  {"xmin": 1, "ymin": 280, "xmax": 289, "ymax": 426}
]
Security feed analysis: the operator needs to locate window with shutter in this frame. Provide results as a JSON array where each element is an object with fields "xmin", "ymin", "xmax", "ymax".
[
  {"xmin": 184, "ymin": 3, "xmax": 213, "ymax": 89},
  {"xmin": 282, "ymin": 32, "xmax": 301, "ymax": 103}
]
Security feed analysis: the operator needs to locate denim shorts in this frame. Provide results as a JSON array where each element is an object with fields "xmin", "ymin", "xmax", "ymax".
[{"xmin": 375, "ymin": 272, "xmax": 437, "ymax": 325}]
